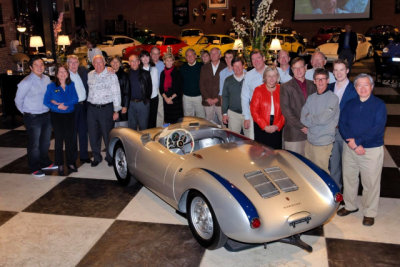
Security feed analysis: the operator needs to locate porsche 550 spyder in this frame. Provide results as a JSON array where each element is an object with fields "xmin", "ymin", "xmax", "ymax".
[{"xmin": 108, "ymin": 117, "xmax": 342, "ymax": 251}]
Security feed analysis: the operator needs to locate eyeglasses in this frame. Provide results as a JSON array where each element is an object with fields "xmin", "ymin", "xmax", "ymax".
[{"xmin": 314, "ymin": 78, "xmax": 328, "ymax": 82}]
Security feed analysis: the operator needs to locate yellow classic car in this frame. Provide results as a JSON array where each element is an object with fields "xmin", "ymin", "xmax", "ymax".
[
  {"xmin": 179, "ymin": 34, "xmax": 240, "ymax": 59},
  {"xmin": 264, "ymin": 33, "xmax": 306, "ymax": 55},
  {"xmin": 181, "ymin": 29, "xmax": 204, "ymax": 46}
]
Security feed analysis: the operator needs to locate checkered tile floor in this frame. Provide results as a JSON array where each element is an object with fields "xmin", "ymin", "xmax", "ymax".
[{"xmin": 1, "ymin": 79, "xmax": 400, "ymax": 266}]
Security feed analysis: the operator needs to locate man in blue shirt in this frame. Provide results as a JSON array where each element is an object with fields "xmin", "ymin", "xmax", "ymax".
[
  {"xmin": 14, "ymin": 57, "xmax": 58, "ymax": 178},
  {"xmin": 337, "ymin": 74, "xmax": 386, "ymax": 227},
  {"xmin": 151, "ymin": 47, "xmax": 165, "ymax": 126}
]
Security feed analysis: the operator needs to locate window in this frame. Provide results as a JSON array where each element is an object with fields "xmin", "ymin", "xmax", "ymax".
[
  {"xmin": 221, "ymin": 37, "xmax": 234, "ymax": 45},
  {"xmin": 165, "ymin": 38, "xmax": 181, "ymax": 45}
]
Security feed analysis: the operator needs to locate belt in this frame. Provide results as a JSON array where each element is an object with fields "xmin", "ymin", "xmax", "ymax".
[
  {"xmin": 131, "ymin": 99, "xmax": 143, "ymax": 103},
  {"xmin": 88, "ymin": 102, "xmax": 112, "ymax": 108},
  {"xmin": 23, "ymin": 111, "xmax": 49, "ymax": 117},
  {"xmin": 77, "ymin": 101, "xmax": 85, "ymax": 105}
]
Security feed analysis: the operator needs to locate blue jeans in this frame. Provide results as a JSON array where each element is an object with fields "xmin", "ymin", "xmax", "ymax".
[
  {"xmin": 128, "ymin": 101, "xmax": 149, "ymax": 130},
  {"xmin": 23, "ymin": 112, "xmax": 52, "ymax": 172}
]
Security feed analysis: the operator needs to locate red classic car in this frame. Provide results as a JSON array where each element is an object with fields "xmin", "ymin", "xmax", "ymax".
[{"xmin": 122, "ymin": 35, "xmax": 187, "ymax": 60}]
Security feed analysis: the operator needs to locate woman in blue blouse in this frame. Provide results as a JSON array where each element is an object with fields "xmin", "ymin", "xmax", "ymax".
[{"xmin": 44, "ymin": 64, "xmax": 78, "ymax": 175}]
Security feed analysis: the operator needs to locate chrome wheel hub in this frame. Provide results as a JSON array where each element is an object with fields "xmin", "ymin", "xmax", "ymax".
[
  {"xmin": 115, "ymin": 147, "xmax": 127, "ymax": 179},
  {"xmin": 190, "ymin": 196, "xmax": 213, "ymax": 240}
]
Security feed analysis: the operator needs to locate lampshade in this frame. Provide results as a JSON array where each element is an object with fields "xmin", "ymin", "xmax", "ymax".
[
  {"xmin": 17, "ymin": 26, "xmax": 26, "ymax": 33},
  {"xmin": 29, "ymin": 36, "xmax": 44, "ymax": 48},
  {"xmin": 57, "ymin": 35, "xmax": 70, "ymax": 46},
  {"xmin": 233, "ymin": 39, "xmax": 243, "ymax": 51},
  {"xmin": 269, "ymin": 38, "xmax": 282, "ymax": 51}
]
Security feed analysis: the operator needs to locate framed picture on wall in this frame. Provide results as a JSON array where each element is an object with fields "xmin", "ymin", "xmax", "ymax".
[
  {"xmin": 396, "ymin": 0, "xmax": 400, "ymax": 13},
  {"xmin": 209, "ymin": 0, "xmax": 228, "ymax": 9}
]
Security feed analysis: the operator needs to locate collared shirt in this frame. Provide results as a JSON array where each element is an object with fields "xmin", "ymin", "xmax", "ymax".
[
  {"xmin": 211, "ymin": 61, "xmax": 220, "ymax": 75},
  {"xmin": 87, "ymin": 68, "xmax": 121, "ymax": 112},
  {"xmin": 43, "ymin": 82, "xmax": 78, "ymax": 113},
  {"xmin": 219, "ymin": 67, "xmax": 234, "ymax": 95},
  {"xmin": 143, "ymin": 66, "xmax": 159, "ymax": 99},
  {"xmin": 277, "ymin": 66, "xmax": 292, "ymax": 83},
  {"xmin": 305, "ymin": 69, "xmax": 336, "ymax": 84},
  {"xmin": 15, "ymin": 72, "xmax": 51, "ymax": 114},
  {"xmin": 69, "ymin": 71, "xmax": 86, "ymax": 102},
  {"xmin": 155, "ymin": 61, "xmax": 165, "ymax": 80},
  {"xmin": 294, "ymin": 78, "xmax": 308, "ymax": 100},
  {"xmin": 241, "ymin": 65, "xmax": 266, "ymax": 120},
  {"xmin": 87, "ymin": 47, "xmax": 102, "ymax": 64},
  {"xmin": 333, "ymin": 79, "xmax": 349, "ymax": 103}
]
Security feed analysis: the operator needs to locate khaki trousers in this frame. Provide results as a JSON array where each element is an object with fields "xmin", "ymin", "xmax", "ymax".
[
  {"xmin": 183, "ymin": 95, "xmax": 205, "ymax": 119},
  {"xmin": 204, "ymin": 105, "xmax": 223, "ymax": 125},
  {"xmin": 284, "ymin": 140, "xmax": 306, "ymax": 156},
  {"xmin": 227, "ymin": 109, "xmax": 247, "ymax": 135},
  {"xmin": 342, "ymin": 144, "xmax": 384, "ymax": 217},
  {"xmin": 305, "ymin": 141, "xmax": 333, "ymax": 174},
  {"xmin": 156, "ymin": 94, "xmax": 164, "ymax": 127}
]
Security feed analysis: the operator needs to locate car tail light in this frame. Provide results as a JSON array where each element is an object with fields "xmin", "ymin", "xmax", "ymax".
[
  {"xmin": 122, "ymin": 48, "xmax": 126, "ymax": 55},
  {"xmin": 251, "ymin": 218, "xmax": 261, "ymax": 229},
  {"xmin": 334, "ymin": 193, "xmax": 343, "ymax": 203}
]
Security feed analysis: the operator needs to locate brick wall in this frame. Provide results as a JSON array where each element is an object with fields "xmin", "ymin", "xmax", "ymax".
[{"xmin": 0, "ymin": 0, "xmax": 17, "ymax": 73}]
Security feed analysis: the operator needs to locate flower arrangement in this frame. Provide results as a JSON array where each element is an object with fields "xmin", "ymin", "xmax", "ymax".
[{"xmin": 231, "ymin": 0, "xmax": 282, "ymax": 60}]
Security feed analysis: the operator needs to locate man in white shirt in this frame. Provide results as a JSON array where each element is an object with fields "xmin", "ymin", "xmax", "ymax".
[
  {"xmin": 276, "ymin": 50, "xmax": 292, "ymax": 84},
  {"xmin": 305, "ymin": 51, "xmax": 336, "ymax": 83},
  {"xmin": 241, "ymin": 49, "xmax": 267, "ymax": 139},
  {"xmin": 87, "ymin": 55, "xmax": 121, "ymax": 167},
  {"xmin": 150, "ymin": 47, "xmax": 165, "ymax": 126},
  {"xmin": 67, "ymin": 55, "xmax": 91, "ymax": 164}
]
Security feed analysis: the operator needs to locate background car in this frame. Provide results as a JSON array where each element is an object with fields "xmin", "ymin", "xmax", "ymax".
[
  {"xmin": 310, "ymin": 27, "xmax": 343, "ymax": 47},
  {"xmin": 181, "ymin": 29, "xmax": 204, "ymax": 45},
  {"xmin": 179, "ymin": 34, "xmax": 238, "ymax": 59},
  {"xmin": 108, "ymin": 117, "xmax": 342, "ymax": 251},
  {"xmin": 264, "ymin": 33, "xmax": 306, "ymax": 55},
  {"xmin": 74, "ymin": 35, "xmax": 141, "ymax": 58},
  {"xmin": 316, "ymin": 33, "xmax": 374, "ymax": 62},
  {"xmin": 365, "ymin": 25, "xmax": 400, "ymax": 51},
  {"xmin": 122, "ymin": 35, "xmax": 187, "ymax": 60}
]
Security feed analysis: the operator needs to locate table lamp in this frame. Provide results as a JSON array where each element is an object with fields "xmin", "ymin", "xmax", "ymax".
[
  {"xmin": 57, "ymin": 35, "xmax": 70, "ymax": 50},
  {"xmin": 29, "ymin": 36, "xmax": 43, "ymax": 53}
]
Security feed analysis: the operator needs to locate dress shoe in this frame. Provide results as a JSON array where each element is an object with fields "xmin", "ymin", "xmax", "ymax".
[
  {"xmin": 58, "ymin": 166, "xmax": 65, "ymax": 176},
  {"xmin": 91, "ymin": 160, "xmax": 101, "ymax": 167},
  {"xmin": 337, "ymin": 207, "xmax": 359, "ymax": 217},
  {"xmin": 363, "ymin": 216, "xmax": 375, "ymax": 226},
  {"xmin": 81, "ymin": 158, "xmax": 92, "ymax": 164},
  {"xmin": 67, "ymin": 164, "xmax": 78, "ymax": 172},
  {"xmin": 107, "ymin": 160, "xmax": 113, "ymax": 167}
]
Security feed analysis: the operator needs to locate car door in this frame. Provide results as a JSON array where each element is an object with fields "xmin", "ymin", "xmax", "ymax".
[{"xmin": 220, "ymin": 37, "xmax": 235, "ymax": 54}]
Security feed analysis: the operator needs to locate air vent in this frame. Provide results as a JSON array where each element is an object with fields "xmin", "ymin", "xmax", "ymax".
[
  {"xmin": 244, "ymin": 170, "xmax": 280, "ymax": 198},
  {"xmin": 264, "ymin": 167, "xmax": 298, "ymax": 193}
]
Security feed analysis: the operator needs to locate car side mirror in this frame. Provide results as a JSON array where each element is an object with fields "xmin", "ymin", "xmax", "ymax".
[{"xmin": 141, "ymin": 133, "xmax": 151, "ymax": 145}]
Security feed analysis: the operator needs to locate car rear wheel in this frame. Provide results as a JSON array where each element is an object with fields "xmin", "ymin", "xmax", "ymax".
[
  {"xmin": 113, "ymin": 142, "xmax": 136, "ymax": 186},
  {"xmin": 187, "ymin": 191, "xmax": 227, "ymax": 250}
]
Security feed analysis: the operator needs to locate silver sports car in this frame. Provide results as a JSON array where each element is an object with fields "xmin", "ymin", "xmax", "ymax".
[{"xmin": 108, "ymin": 117, "xmax": 342, "ymax": 251}]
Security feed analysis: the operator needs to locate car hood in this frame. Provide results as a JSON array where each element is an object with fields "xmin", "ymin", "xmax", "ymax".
[{"xmin": 317, "ymin": 43, "xmax": 338, "ymax": 53}]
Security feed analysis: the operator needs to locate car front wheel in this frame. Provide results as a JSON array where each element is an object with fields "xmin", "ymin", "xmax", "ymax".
[
  {"xmin": 113, "ymin": 142, "xmax": 136, "ymax": 186},
  {"xmin": 187, "ymin": 191, "xmax": 227, "ymax": 250}
]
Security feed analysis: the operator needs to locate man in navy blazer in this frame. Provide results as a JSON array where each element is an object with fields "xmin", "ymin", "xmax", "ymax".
[
  {"xmin": 67, "ymin": 55, "xmax": 91, "ymax": 164},
  {"xmin": 328, "ymin": 59, "xmax": 358, "ymax": 189}
]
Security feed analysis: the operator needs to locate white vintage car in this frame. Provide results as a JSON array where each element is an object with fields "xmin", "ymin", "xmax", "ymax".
[
  {"xmin": 74, "ymin": 35, "xmax": 141, "ymax": 58},
  {"xmin": 316, "ymin": 33, "xmax": 374, "ymax": 62}
]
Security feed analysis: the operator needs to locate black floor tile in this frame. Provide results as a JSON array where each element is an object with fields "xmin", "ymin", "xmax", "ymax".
[
  {"xmin": 375, "ymin": 95, "xmax": 400, "ymax": 104},
  {"xmin": 0, "ymin": 130, "xmax": 28, "ymax": 148},
  {"xmin": 23, "ymin": 178, "xmax": 142, "ymax": 218},
  {"xmin": 386, "ymin": 115, "xmax": 400, "ymax": 127},
  {"xmin": 326, "ymin": 238, "xmax": 400, "ymax": 267},
  {"xmin": 77, "ymin": 221, "xmax": 205, "ymax": 267},
  {"xmin": 0, "ymin": 150, "xmax": 91, "ymax": 175},
  {"xmin": 386, "ymin": 145, "xmax": 400, "ymax": 167},
  {"xmin": 357, "ymin": 167, "xmax": 400, "ymax": 199},
  {"xmin": 0, "ymin": 211, "xmax": 17, "ymax": 227},
  {"xmin": 0, "ymin": 116, "xmax": 24, "ymax": 129}
]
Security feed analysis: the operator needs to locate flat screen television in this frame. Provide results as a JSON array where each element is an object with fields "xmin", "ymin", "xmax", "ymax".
[{"xmin": 293, "ymin": 0, "xmax": 371, "ymax": 20}]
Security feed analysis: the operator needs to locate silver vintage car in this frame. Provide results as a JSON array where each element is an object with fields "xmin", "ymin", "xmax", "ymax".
[{"xmin": 108, "ymin": 117, "xmax": 342, "ymax": 251}]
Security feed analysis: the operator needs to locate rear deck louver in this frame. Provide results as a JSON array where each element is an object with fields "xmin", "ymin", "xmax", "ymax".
[
  {"xmin": 244, "ymin": 170, "xmax": 280, "ymax": 198},
  {"xmin": 244, "ymin": 167, "xmax": 298, "ymax": 198}
]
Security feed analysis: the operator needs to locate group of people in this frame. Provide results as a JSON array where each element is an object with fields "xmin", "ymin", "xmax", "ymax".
[{"xmin": 15, "ymin": 44, "xmax": 386, "ymax": 227}]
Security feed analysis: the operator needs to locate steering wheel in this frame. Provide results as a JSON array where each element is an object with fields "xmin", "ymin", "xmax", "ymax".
[{"xmin": 166, "ymin": 129, "xmax": 195, "ymax": 154}]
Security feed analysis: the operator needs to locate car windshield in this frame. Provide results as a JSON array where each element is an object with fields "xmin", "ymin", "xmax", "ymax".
[
  {"xmin": 198, "ymin": 36, "xmax": 220, "ymax": 45},
  {"xmin": 102, "ymin": 36, "xmax": 113, "ymax": 44},
  {"xmin": 182, "ymin": 30, "xmax": 202, "ymax": 37},
  {"xmin": 141, "ymin": 36, "xmax": 164, "ymax": 45},
  {"xmin": 328, "ymin": 34, "xmax": 340, "ymax": 43}
]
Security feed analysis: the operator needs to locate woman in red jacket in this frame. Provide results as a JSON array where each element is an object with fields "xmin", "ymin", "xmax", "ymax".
[{"xmin": 250, "ymin": 67, "xmax": 285, "ymax": 149}]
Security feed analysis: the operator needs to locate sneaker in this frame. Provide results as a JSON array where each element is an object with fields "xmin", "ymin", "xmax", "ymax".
[
  {"xmin": 42, "ymin": 163, "xmax": 58, "ymax": 170},
  {"xmin": 32, "ymin": 170, "xmax": 45, "ymax": 178}
]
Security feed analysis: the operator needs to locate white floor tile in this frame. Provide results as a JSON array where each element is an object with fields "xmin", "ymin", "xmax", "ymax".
[
  {"xmin": 324, "ymin": 197, "xmax": 400, "ymax": 245},
  {"xmin": 383, "ymin": 146, "xmax": 398, "ymax": 168},
  {"xmin": 374, "ymin": 87, "xmax": 399, "ymax": 95},
  {"xmin": 69, "ymin": 152, "xmax": 116, "ymax": 180},
  {"xmin": 14, "ymin": 125, "xmax": 26, "ymax": 131},
  {"xmin": 386, "ymin": 104, "xmax": 400, "ymax": 115},
  {"xmin": 384, "ymin": 127, "xmax": 400, "ymax": 145},
  {"xmin": 0, "ymin": 147, "xmax": 26, "ymax": 168},
  {"xmin": 0, "ymin": 212, "xmax": 113, "ymax": 267},
  {"xmin": 117, "ymin": 187, "xmax": 187, "ymax": 225},
  {"xmin": 0, "ymin": 173, "xmax": 65, "ymax": 212},
  {"xmin": 0, "ymin": 129, "xmax": 9, "ymax": 135},
  {"xmin": 200, "ymin": 235, "xmax": 328, "ymax": 267}
]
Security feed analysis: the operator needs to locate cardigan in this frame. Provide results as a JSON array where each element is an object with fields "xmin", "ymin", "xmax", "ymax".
[{"xmin": 250, "ymin": 84, "xmax": 285, "ymax": 131}]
